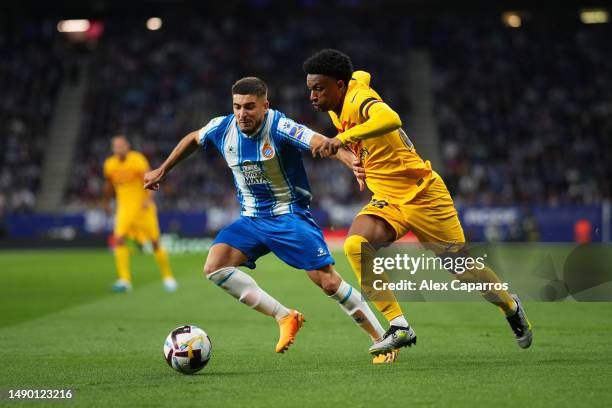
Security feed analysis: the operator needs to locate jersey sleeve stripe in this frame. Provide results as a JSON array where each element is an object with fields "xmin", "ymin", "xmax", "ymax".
[
  {"xmin": 359, "ymin": 97, "xmax": 381, "ymax": 118},
  {"xmin": 363, "ymin": 100, "xmax": 383, "ymax": 119}
]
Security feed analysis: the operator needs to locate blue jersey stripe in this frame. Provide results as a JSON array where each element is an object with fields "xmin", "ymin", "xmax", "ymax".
[
  {"xmin": 236, "ymin": 122, "xmax": 258, "ymax": 214},
  {"xmin": 256, "ymin": 131, "xmax": 278, "ymax": 217},
  {"xmin": 271, "ymin": 110, "xmax": 297, "ymax": 214}
]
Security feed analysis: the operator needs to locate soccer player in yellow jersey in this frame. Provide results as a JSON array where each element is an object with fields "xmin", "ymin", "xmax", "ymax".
[
  {"xmin": 303, "ymin": 49, "xmax": 532, "ymax": 355},
  {"xmin": 103, "ymin": 136, "xmax": 177, "ymax": 293}
]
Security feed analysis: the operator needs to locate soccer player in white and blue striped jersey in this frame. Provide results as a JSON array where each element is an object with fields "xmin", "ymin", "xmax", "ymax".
[{"xmin": 144, "ymin": 77, "xmax": 393, "ymax": 362}]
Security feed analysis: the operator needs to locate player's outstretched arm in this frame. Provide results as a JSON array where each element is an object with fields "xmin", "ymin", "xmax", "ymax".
[
  {"xmin": 144, "ymin": 130, "xmax": 199, "ymax": 190},
  {"xmin": 312, "ymin": 103, "xmax": 401, "ymax": 157},
  {"xmin": 338, "ymin": 102, "xmax": 402, "ymax": 144},
  {"xmin": 310, "ymin": 134, "xmax": 344, "ymax": 158}
]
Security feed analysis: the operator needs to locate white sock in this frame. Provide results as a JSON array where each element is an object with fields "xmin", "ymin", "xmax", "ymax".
[
  {"xmin": 331, "ymin": 280, "xmax": 385, "ymax": 341},
  {"xmin": 208, "ymin": 267, "xmax": 289, "ymax": 321},
  {"xmin": 390, "ymin": 315, "xmax": 409, "ymax": 328}
]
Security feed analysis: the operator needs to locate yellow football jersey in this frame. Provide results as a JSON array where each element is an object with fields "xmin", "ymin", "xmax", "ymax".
[
  {"xmin": 328, "ymin": 71, "xmax": 433, "ymax": 204},
  {"xmin": 103, "ymin": 151, "xmax": 150, "ymax": 209}
]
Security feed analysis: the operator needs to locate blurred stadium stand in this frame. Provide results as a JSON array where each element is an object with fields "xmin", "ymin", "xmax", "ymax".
[
  {"xmin": 0, "ymin": 21, "xmax": 68, "ymax": 213},
  {"xmin": 431, "ymin": 16, "xmax": 612, "ymax": 207},
  {"xmin": 1, "ymin": 0, "xmax": 610, "ymax": 242}
]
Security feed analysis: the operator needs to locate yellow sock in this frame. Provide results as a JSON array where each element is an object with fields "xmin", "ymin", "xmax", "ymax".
[
  {"xmin": 154, "ymin": 247, "xmax": 174, "ymax": 280},
  {"xmin": 459, "ymin": 264, "xmax": 516, "ymax": 316},
  {"xmin": 114, "ymin": 245, "xmax": 131, "ymax": 282},
  {"xmin": 344, "ymin": 234, "xmax": 404, "ymax": 322}
]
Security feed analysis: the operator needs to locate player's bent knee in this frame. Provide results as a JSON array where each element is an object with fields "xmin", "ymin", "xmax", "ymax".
[
  {"xmin": 207, "ymin": 266, "xmax": 260, "ymax": 304},
  {"xmin": 203, "ymin": 255, "xmax": 239, "ymax": 276},
  {"xmin": 344, "ymin": 234, "xmax": 367, "ymax": 257},
  {"xmin": 203, "ymin": 262, "xmax": 228, "ymax": 277}
]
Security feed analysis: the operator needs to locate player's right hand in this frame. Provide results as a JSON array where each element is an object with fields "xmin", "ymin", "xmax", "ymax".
[
  {"xmin": 312, "ymin": 137, "xmax": 343, "ymax": 158},
  {"xmin": 144, "ymin": 167, "xmax": 164, "ymax": 190}
]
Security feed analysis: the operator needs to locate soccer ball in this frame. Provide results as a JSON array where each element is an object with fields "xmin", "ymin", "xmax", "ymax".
[{"xmin": 163, "ymin": 325, "xmax": 212, "ymax": 374}]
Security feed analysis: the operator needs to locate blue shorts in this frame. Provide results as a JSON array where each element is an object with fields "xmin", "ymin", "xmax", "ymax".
[{"xmin": 213, "ymin": 211, "xmax": 335, "ymax": 271}]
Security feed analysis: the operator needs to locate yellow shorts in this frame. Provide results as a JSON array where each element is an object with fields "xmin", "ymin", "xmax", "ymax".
[
  {"xmin": 358, "ymin": 172, "xmax": 465, "ymax": 253},
  {"xmin": 115, "ymin": 204, "xmax": 161, "ymax": 243}
]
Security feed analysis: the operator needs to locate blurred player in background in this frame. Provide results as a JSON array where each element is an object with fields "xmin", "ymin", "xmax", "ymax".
[
  {"xmin": 103, "ymin": 136, "xmax": 177, "ymax": 293},
  {"xmin": 304, "ymin": 49, "xmax": 532, "ymax": 355},
  {"xmin": 144, "ymin": 77, "xmax": 398, "ymax": 363}
]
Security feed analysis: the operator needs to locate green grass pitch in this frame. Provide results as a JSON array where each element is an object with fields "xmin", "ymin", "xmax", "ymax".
[{"xmin": 1, "ymin": 249, "xmax": 612, "ymax": 407}]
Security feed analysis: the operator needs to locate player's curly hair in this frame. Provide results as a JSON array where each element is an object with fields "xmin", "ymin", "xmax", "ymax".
[
  {"xmin": 232, "ymin": 77, "xmax": 268, "ymax": 97},
  {"xmin": 303, "ymin": 49, "xmax": 353, "ymax": 87}
]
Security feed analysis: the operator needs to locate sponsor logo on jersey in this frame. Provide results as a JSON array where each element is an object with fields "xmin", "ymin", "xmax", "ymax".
[
  {"xmin": 242, "ymin": 161, "xmax": 269, "ymax": 185},
  {"xmin": 261, "ymin": 143, "xmax": 275, "ymax": 159},
  {"xmin": 288, "ymin": 125, "xmax": 305, "ymax": 141}
]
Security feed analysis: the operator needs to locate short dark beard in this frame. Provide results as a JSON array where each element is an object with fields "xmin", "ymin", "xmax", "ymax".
[{"xmin": 241, "ymin": 118, "xmax": 264, "ymax": 136}]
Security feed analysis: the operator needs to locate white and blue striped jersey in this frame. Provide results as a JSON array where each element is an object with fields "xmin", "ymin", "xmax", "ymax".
[{"xmin": 198, "ymin": 109, "xmax": 316, "ymax": 217}]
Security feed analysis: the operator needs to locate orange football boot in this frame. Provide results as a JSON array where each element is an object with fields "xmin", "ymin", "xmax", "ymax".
[{"xmin": 275, "ymin": 310, "xmax": 305, "ymax": 353}]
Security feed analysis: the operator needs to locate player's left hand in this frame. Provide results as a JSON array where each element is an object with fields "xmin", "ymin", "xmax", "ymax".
[
  {"xmin": 353, "ymin": 156, "xmax": 366, "ymax": 192},
  {"xmin": 312, "ymin": 137, "xmax": 343, "ymax": 158},
  {"xmin": 144, "ymin": 167, "xmax": 164, "ymax": 190}
]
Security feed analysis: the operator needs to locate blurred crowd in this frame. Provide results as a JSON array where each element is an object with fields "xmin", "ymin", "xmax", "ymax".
[
  {"xmin": 431, "ymin": 17, "xmax": 612, "ymax": 207},
  {"xmin": 0, "ymin": 21, "xmax": 69, "ymax": 215},
  {"xmin": 2, "ymin": 10, "xmax": 611, "ymax": 219}
]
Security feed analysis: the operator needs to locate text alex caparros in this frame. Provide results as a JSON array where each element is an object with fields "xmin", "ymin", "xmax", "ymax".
[{"xmin": 370, "ymin": 253, "xmax": 509, "ymax": 293}]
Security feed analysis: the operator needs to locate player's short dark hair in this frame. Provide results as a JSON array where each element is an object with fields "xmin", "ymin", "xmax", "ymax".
[
  {"xmin": 303, "ymin": 49, "xmax": 354, "ymax": 87},
  {"xmin": 231, "ymin": 77, "xmax": 268, "ymax": 98}
]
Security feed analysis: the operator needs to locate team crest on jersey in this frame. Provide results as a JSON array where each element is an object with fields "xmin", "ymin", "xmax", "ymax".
[{"xmin": 261, "ymin": 143, "xmax": 275, "ymax": 159}]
